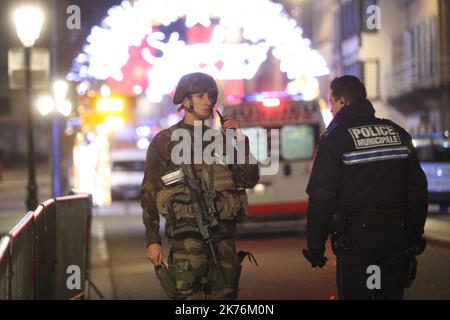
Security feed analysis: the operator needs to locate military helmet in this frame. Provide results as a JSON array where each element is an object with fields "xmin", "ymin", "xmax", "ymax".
[{"xmin": 173, "ymin": 72, "xmax": 218, "ymax": 106}]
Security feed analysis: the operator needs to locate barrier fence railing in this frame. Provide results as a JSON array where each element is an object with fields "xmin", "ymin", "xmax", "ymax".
[
  {"xmin": 0, "ymin": 236, "xmax": 11, "ymax": 299},
  {"xmin": 34, "ymin": 200, "xmax": 56, "ymax": 300},
  {"xmin": 9, "ymin": 212, "xmax": 35, "ymax": 300},
  {"xmin": 0, "ymin": 194, "xmax": 92, "ymax": 300}
]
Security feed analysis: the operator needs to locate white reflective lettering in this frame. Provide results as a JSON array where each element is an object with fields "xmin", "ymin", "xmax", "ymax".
[
  {"xmin": 66, "ymin": 265, "xmax": 81, "ymax": 290},
  {"xmin": 366, "ymin": 265, "xmax": 381, "ymax": 290}
]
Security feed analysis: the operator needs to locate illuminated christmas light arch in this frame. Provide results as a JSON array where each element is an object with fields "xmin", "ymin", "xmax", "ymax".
[{"xmin": 70, "ymin": 0, "xmax": 329, "ymax": 101}]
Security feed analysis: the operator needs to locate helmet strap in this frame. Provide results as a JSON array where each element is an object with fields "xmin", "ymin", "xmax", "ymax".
[{"xmin": 186, "ymin": 96, "xmax": 194, "ymax": 113}]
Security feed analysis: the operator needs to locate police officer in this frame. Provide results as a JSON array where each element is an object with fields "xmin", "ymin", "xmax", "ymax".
[
  {"xmin": 302, "ymin": 75, "xmax": 428, "ymax": 300},
  {"xmin": 141, "ymin": 72, "xmax": 259, "ymax": 299}
]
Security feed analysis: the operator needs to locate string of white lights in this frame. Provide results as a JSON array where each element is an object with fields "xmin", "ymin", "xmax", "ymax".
[{"xmin": 69, "ymin": 0, "xmax": 330, "ymax": 101}]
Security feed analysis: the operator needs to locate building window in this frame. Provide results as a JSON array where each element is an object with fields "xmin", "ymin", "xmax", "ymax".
[
  {"xmin": 362, "ymin": 0, "xmax": 379, "ymax": 33},
  {"xmin": 338, "ymin": 0, "xmax": 380, "ymax": 44},
  {"xmin": 0, "ymin": 98, "xmax": 11, "ymax": 115},
  {"xmin": 340, "ymin": 0, "xmax": 362, "ymax": 41},
  {"xmin": 334, "ymin": 10, "xmax": 342, "ymax": 52}
]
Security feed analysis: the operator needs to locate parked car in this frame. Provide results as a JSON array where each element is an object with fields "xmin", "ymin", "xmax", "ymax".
[
  {"xmin": 110, "ymin": 149, "xmax": 146, "ymax": 201},
  {"xmin": 413, "ymin": 133, "xmax": 450, "ymax": 212}
]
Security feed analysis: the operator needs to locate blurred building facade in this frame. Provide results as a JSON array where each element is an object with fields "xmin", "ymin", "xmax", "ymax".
[
  {"xmin": 291, "ymin": 0, "xmax": 449, "ymax": 133},
  {"xmin": 2, "ymin": 0, "xmax": 448, "ymax": 166},
  {"xmin": 0, "ymin": 0, "xmax": 122, "ymax": 164}
]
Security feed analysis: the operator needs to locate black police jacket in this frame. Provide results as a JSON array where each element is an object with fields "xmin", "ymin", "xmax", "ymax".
[{"xmin": 306, "ymin": 99, "xmax": 428, "ymax": 253}]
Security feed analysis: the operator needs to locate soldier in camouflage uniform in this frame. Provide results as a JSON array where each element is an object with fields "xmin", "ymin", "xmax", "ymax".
[{"xmin": 141, "ymin": 72, "xmax": 259, "ymax": 300}]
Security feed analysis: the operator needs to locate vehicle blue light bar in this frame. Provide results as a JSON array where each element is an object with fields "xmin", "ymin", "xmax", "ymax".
[{"xmin": 243, "ymin": 91, "xmax": 304, "ymax": 103}]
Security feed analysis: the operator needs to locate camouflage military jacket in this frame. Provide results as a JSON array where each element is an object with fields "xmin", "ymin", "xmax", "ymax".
[{"xmin": 140, "ymin": 120, "xmax": 260, "ymax": 246}]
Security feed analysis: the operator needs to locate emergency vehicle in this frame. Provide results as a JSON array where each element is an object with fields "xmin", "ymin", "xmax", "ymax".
[
  {"xmin": 110, "ymin": 149, "xmax": 146, "ymax": 201},
  {"xmin": 222, "ymin": 92, "xmax": 326, "ymax": 220}
]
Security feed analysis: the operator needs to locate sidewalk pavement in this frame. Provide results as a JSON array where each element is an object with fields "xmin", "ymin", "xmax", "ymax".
[
  {"xmin": 0, "ymin": 164, "xmax": 51, "ymax": 233},
  {"xmin": 87, "ymin": 218, "xmax": 116, "ymax": 300},
  {"xmin": 423, "ymin": 208, "xmax": 450, "ymax": 248}
]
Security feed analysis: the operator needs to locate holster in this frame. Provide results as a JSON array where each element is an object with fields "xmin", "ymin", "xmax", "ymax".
[
  {"xmin": 403, "ymin": 239, "xmax": 425, "ymax": 288},
  {"xmin": 330, "ymin": 210, "xmax": 350, "ymax": 254},
  {"xmin": 404, "ymin": 255, "xmax": 418, "ymax": 288},
  {"xmin": 154, "ymin": 263, "xmax": 177, "ymax": 299}
]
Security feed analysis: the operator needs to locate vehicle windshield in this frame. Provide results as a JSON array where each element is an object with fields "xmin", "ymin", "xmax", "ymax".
[{"xmin": 241, "ymin": 124, "xmax": 316, "ymax": 163}]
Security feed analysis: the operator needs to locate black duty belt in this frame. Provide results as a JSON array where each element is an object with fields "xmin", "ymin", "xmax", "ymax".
[{"xmin": 342, "ymin": 207, "xmax": 407, "ymax": 229}]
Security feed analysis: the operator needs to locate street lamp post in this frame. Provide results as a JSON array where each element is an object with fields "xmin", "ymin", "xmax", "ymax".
[
  {"xmin": 14, "ymin": 6, "xmax": 44, "ymax": 211},
  {"xmin": 24, "ymin": 44, "xmax": 38, "ymax": 211}
]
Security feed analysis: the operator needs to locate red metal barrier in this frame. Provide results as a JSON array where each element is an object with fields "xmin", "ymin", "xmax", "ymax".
[
  {"xmin": 0, "ymin": 194, "xmax": 92, "ymax": 300},
  {"xmin": 0, "ymin": 236, "xmax": 11, "ymax": 300},
  {"xmin": 54, "ymin": 195, "xmax": 91, "ymax": 300},
  {"xmin": 34, "ymin": 200, "xmax": 57, "ymax": 300},
  {"xmin": 9, "ymin": 211, "xmax": 35, "ymax": 300}
]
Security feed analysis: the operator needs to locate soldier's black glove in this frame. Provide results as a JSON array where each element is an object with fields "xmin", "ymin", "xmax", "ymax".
[{"xmin": 302, "ymin": 249, "xmax": 327, "ymax": 268}]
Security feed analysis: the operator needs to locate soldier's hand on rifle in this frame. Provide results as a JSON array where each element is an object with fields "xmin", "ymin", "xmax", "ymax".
[
  {"xmin": 302, "ymin": 249, "xmax": 327, "ymax": 269},
  {"xmin": 147, "ymin": 243, "xmax": 164, "ymax": 266}
]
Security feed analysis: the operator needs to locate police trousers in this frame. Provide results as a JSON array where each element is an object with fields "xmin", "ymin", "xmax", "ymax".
[
  {"xmin": 168, "ymin": 237, "xmax": 242, "ymax": 300},
  {"xmin": 336, "ymin": 251, "xmax": 405, "ymax": 300},
  {"xmin": 336, "ymin": 220, "xmax": 409, "ymax": 300}
]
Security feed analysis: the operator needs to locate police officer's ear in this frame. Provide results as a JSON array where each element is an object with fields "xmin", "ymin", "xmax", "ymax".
[{"xmin": 339, "ymin": 97, "xmax": 347, "ymax": 107}]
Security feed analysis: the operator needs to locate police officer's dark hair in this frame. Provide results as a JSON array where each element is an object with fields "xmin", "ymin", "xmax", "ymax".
[{"xmin": 330, "ymin": 75, "xmax": 367, "ymax": 104}]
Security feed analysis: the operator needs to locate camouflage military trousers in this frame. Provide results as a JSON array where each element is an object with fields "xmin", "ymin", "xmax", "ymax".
[{"xmin": 168, "ymin": 237, "xmax": 241, "ymax": 300}]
